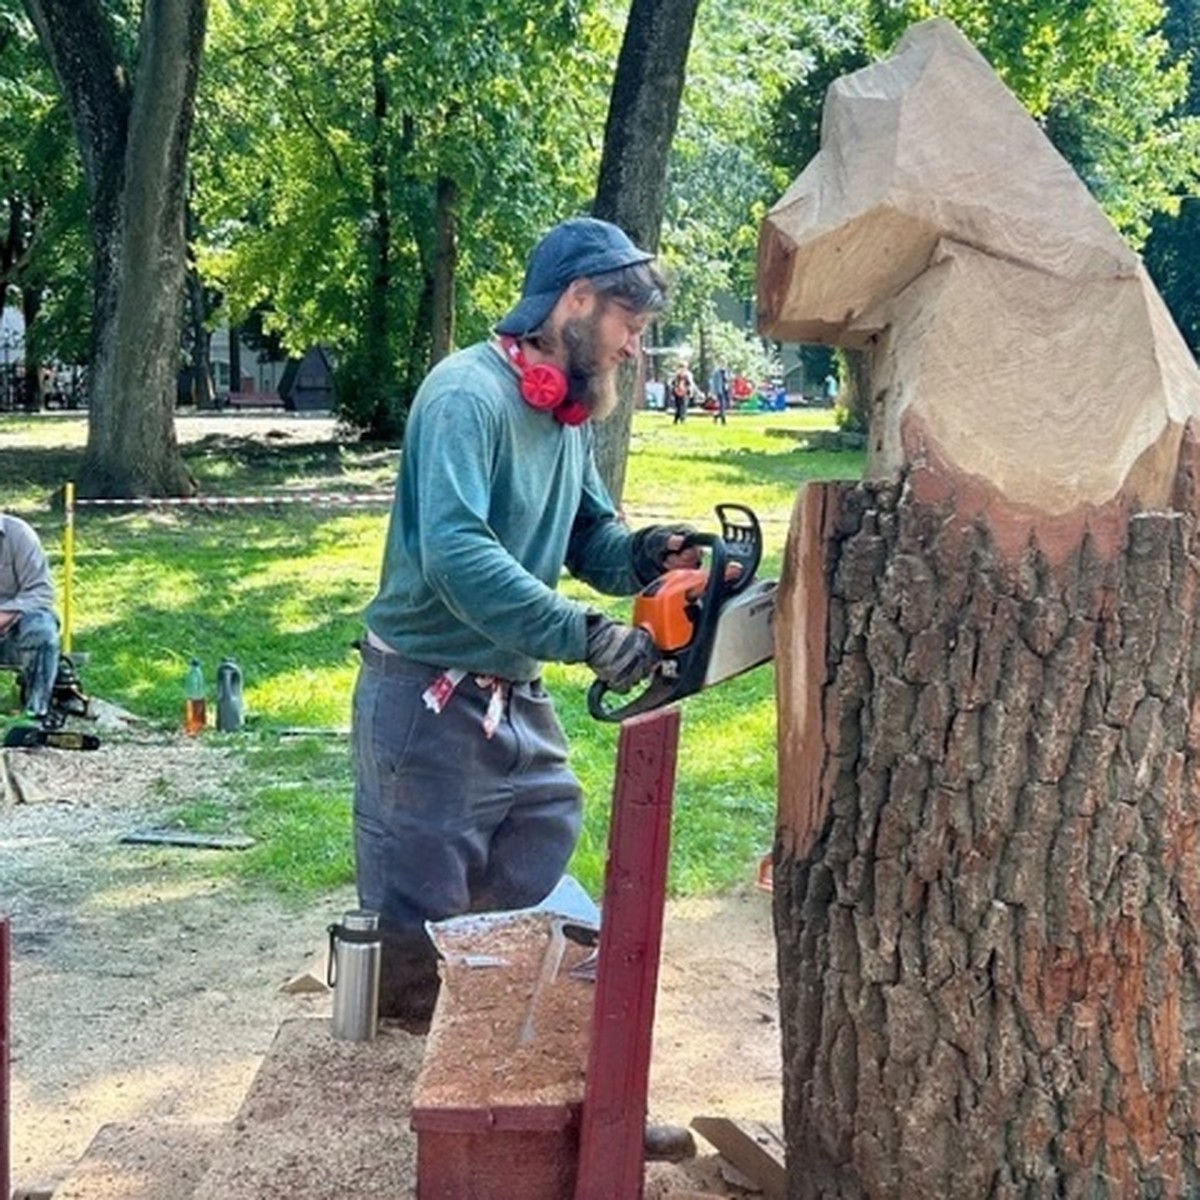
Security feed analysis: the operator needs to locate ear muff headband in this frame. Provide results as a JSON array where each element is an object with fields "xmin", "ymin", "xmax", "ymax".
[{"xmin": 499, "ymin": 336, "xmax": 587, "ymax": 425}]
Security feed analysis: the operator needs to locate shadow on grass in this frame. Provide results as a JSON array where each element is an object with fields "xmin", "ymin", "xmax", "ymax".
[
  {"xmin": 56, "ymin": 507, "xmax": 381, "ymax": 726},
  {"xmin": 0, "ymin": 435, "xmax": 396, "ymax": 505}
]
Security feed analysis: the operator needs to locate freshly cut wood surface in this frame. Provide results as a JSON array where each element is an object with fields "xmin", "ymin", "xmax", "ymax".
[{"xmin": 758, "ymin": 17, "xmax": 1200, "ymax": 516}]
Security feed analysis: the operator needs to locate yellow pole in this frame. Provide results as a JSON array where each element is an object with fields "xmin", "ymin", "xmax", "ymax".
[{"xmin": 62, "ymin": 481, "xmax": 74, "ymax": 655}]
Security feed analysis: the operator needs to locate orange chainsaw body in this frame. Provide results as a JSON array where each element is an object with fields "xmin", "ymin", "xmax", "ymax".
[{"xmin": 633, "ymin": 567, "xmax": 709, "ymax": 652}]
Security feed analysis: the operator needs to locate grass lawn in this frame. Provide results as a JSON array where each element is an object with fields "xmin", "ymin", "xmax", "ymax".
[{"xmin": 0, "ymin": 406, "xmax": 863, "ymax": 901}]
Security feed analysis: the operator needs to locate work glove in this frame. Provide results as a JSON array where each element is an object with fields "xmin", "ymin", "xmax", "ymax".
[
  {"xmin": 584, "ymin": 612, "xmax": 661, "ymax": 694},
  {"xmin": 631, "ymin": 523, "xmax": 701, "ymax": 583}
]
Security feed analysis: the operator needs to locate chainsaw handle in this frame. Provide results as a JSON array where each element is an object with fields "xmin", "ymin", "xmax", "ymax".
[
  {"xmin": 713, "ymin": 503, "xmax": 762, "ymax": 594},
  {"xmin": 587, "ymin": 671, "xmax": 684, "ymax": 722}
]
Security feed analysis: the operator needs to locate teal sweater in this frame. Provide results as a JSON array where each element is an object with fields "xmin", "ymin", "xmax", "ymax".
[{"xmin": 365, "ymin": 342, "xmax": 645, "ymax": 681}]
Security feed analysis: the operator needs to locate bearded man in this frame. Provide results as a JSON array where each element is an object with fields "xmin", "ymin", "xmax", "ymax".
[{"xmin": 351, "ymin": 217, "xmax": 698, "ymax": 1028}]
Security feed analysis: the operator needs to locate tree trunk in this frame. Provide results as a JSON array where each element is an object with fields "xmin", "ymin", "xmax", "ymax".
[
  {"xmin": 20, "ymin": 286, "xmax": 43, "ymax": 411},
  {"xmin": 591, "ymin": 0, "xmax": 700, "ymax": 505},
  {"xmin": 361, "ymin": 33, "xmax": 394, "ymax": 435},
  {"xmin": 759, "ymin": 20, "xmax": 1200, "ymax": 1196},
  {"xmin": 24, "ymin": 0, "xmax": 205, "ymax": 496},
  {"xmin": 776, "ymin": 456, "xmax": 1200, "ymax": 1197},
  {"xmin": 431, "ymin": 175, "xmax": 457, "ymax": 365}
]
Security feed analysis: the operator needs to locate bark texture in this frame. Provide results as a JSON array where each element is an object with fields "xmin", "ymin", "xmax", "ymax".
[
  {"xmin": 591, "ymin": 0, "xmax": 700, "ymax": 505},
  {"xmin": 775, "ymin": 452, "xmax": 1200, "ymax": 1198},
  {"xmin": 25, "ymin": 0, "xmax": 205, "ymax": 496}
]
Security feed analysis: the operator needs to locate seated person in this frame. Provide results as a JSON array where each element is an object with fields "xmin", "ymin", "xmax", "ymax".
[{"xmin": 0, "ymin": 513, "xmax": 61, "ymax": 722}]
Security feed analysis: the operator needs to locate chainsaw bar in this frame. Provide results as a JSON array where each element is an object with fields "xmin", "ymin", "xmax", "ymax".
[{"xmin": 3, "ymin": 724, "xmax": 101, "ymax": 751}]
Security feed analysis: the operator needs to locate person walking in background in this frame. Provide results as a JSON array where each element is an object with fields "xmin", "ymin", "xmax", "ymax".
[
  {"xmin": 709, "ymin": 362, "xmax": 730, "ymax": 425},
  {"xmin": 351, "ymin": 217, "xmax": 702, "ymax": 1030},
  {"xmin": 670, "ymin": 363, "xmax": 694, "ymax": 424},
  {"xmin": 0, "ymin": 513, "xmax": 60, "ymax": 723}
]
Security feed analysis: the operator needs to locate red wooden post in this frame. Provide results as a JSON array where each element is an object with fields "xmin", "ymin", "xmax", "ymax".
[
  {"xmin": 574, "ymin": 706, "xmax": 681, "ymax": 1200},
  {"xmin": 2, "ymin": 914, "xmax": 10, "ymax": 1200}
]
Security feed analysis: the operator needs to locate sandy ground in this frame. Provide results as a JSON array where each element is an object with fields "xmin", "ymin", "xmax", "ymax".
[{"xmin": 1, "ymin": 733, "xmax": 781, "ymax": 1196}]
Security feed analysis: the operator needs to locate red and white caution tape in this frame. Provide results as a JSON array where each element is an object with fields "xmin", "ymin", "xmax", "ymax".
[{"xmin": 72, "ymin": 491, "xmax": 395, "ymax": 508}]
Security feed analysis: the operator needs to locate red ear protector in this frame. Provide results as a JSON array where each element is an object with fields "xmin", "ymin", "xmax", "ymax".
[{"xmin": 499, "ymin": 337, "xmax": 589, "ymax": 426}]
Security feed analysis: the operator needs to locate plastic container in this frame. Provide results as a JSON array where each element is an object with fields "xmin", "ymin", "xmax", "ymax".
[
  {"xmin": 215, "ymin": 657, "xmax": 244, "ymax": 732},
  {"xmin": 183, "ymin": 658, "xmax": 206, "ymax": 735}
]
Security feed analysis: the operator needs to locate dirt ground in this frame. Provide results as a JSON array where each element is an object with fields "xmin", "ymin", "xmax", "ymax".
[
  {"xmin": 4, "ymin": 413, "xmax": 783, "ymax": 1196},
  {"xmin": 2, "ymin": 733, "xmax": 782, "ymax": 1198}
]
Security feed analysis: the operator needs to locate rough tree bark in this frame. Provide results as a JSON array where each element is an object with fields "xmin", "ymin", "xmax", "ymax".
[
  {"xmin": 23, "ymin": 0, "xmax": 206, "ymax": 496},
  {"xmin": 760, "ymin": 19, "xmax": 1200, "ymax": 1197},
  {"xmin": 431, "ymin": 175, "xmax": 457, "ymax": 366},
  {"xmin": 776, "ymin": 461, "xmax": 1200, "ymax": 1197},
  {"xmin": 591, "ymin": 0, "xmax": 700, "ymax": 506}
]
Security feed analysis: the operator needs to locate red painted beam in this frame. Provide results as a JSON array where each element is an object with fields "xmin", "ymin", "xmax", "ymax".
[
  {"xmin": 1, "ymin": 914, "xmax": 9, "ymax": 1200},
  {"xmin": 574, "ymin": 706, "xmax": 681, "ymax": 1200}
]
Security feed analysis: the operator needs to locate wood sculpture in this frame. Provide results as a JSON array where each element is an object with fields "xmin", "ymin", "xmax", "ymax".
[{"xmin": 759, "ymin": 17, "xmax": 1200, "ymax": 1198}]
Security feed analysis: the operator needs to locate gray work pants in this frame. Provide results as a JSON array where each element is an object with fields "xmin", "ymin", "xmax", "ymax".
[
  {"xmin": 0, "ymin": 609, "xmax": 60, "ymax": 717},
  {"xmin": 351, "ymin": 641, "xmax": 583, "ymax": 938}
]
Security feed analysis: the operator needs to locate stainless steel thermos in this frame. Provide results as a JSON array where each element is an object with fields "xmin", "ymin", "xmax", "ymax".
[{"xmin": 327, "ymin": 908, "xmax": 382, "ymax": 1041}]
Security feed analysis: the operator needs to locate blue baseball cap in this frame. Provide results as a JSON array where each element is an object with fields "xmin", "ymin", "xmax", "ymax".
[{"xmin": 495, "ymin": 217, "xmax": 654, "ymax": 337}]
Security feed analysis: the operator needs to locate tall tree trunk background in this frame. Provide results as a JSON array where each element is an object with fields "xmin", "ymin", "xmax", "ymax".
[
  {"xmin": 431, "ymin": 175, "xmax": 457, "ymax": 366},
  {"xmin": 775, "ymin": 458, "xmax": 1200, "ymax": 1197},
  {"xmin": 364, "ymin": 38, "xmax": 394, "ymax": 435},
  {"xmin": 23, "ymin": 0, "xmax": 205, "ymax": 497},
  {"xmin": 20, "ymin": 287, "xmax": 42, "ymax": 410},
  {"xmin": 591, "ymin": 0, "xmax": 701, "ymax": 506}
]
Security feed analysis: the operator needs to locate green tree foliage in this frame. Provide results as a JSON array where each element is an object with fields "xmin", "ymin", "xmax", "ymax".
[
  {"xmin": 194, "ymin": 0, "xmax": 615, "ymax": 440},
  {"xmin": 23, "ymin": 0, "xmax": 206, "ymax": 497},
  {"xmin": 652, "ymin": 0, "xmax": 874, "ymax": 395},
  {"xmin": 663, "ymin": 0, "xmax": 848, "ymax": 336},
  {"xmin": 0, "ymin": 2, "xmax": 89, "ymax": 374},
  {"xmin": 590, "ymin": 0, "xmax": 702, "ymax": 502},
  {"xmin": 1143, "ymin": 0, "xmax": 1200, "ymax": 353}
]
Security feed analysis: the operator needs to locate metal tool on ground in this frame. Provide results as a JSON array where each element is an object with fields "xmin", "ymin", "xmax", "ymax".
[
  {"xmin": 516, "ymin": 916, "xmax": 568, "ymax": 1046},
  {"xmin": 3, "ymin": 726, "xmax": 100, "ymax": 751},
  {"xmin": 588, "ymin": 503, "xmax": 778, "ymax": 722},
  {"xmin": 563, "ymin": 921, "xmax": 600, "ymax": 982},
  {"xmin": 3, "ymin": 653, "xmax": 99, "ymax": 750}
]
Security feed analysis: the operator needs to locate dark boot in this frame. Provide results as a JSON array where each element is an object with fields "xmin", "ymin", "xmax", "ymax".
[{"xmin": 378, "ymin": 927, "xmax": 441, "ymax": 1034}]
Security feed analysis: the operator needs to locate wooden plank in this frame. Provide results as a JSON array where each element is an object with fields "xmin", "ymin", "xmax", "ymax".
[
  {"xmin": 120, "ymin": 828, "xmax": 256, "ymax": 850},
  {"xmin": 690, "ymin": 1116, "xmax": 786, "ymax": 1200},
  {"xmin": 574, "ymin": 706, "xmax": 681, "ymax": 1200},
  {"xmin": 2, "ymin": 915, "xmax": 9, "ymax": 1200},
  {"xmin": 417, "ymin": 1127, "xmax": 578, "ymax": 1199},
  {"xmin": 774, "ymin": 481, "xmax": 838, "ymax": 862}
]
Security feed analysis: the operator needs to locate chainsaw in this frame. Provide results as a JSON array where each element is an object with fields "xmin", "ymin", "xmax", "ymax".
[
  {"xmin": 588, "ymin": 503, "xmax": 778, "ymax": 723},
  {"xmin": 3, "ymin": 653, "xmax": 99, "ymax": 750}
]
